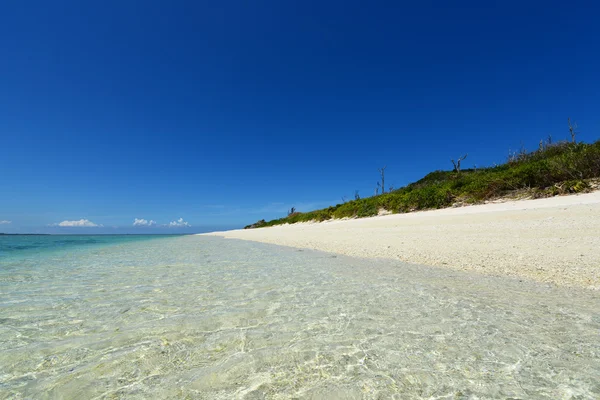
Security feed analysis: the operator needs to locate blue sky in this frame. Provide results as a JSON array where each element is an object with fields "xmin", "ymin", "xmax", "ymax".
[{"xmin": 1, "ymin": 0, "xmax": 599, "ymax": 233}]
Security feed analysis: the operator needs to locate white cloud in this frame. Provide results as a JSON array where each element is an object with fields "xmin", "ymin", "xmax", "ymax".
[
  {"xmin": 0, "ymin": 220, "xmax": 11, "ymax": 224},
  {"xmin": 168, "ymin": 217, "xmax": 191, "ymax": 227},
  {"xmin": 55, "ymin": 219, "xmax": 100, "ymax": 227},
  {"xmin": 133, "ymin": 218, "xmax": 156, "ymax": 227}
]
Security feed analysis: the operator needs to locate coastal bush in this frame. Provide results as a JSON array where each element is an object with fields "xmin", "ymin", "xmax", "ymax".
[
  {"xmin": 245, "ymin": 138, "xmax": 600, "ymax": 228},
  {"xmin": 356, "ymin": 202, "xmax": 378, "ymax": 217},
  {"xmin": 564, "ymin": 180, "xmax": 589, "ymax": 193},
  {"xmin": 244, "ymin": 219, "xmax": 267, "ymax": 229},
  {"xmin": 404, "ymin": 185, "xmax": 453, "ymax": 209},
  {"xmin": 332, "ymin": 200, "xmax": 361, "ymax": 219}
]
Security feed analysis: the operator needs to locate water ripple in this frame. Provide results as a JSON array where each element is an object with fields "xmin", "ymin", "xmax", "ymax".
[{"xmin": 0, "ymin": 235, "xmax": 598, "ymax": 399}]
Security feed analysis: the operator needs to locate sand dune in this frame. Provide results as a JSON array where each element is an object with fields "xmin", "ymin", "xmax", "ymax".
[{"xmin": 204, "ymin": 192, "xmax": 600, "ymax": 290}]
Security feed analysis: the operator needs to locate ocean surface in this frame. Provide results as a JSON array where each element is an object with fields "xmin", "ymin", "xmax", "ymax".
[{"xmin": 1, "ymin": 234, "xmax": 599, "ymax": 399}]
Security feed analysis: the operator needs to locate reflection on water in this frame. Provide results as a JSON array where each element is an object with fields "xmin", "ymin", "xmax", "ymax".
[{"xmin": 1, "ymin": 235, "xmax": 599, "ymax": 399}]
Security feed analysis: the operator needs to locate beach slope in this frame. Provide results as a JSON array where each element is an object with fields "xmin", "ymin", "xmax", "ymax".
[{"xmin": 204, "ymin": 192, "xmax": 600, "ymax": 289}]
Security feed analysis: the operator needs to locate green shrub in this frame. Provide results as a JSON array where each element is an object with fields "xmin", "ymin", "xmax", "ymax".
[
  {"xmin": 564, "ymin": 180, "xmax": 589, "ymax": 193},
  {"xmin": 405, "ymin": 185, "xmax": 453, "ymax": 209},
  {"xmin": 357, "ymin": 202, "xmax": 378, "ymax": 217}
]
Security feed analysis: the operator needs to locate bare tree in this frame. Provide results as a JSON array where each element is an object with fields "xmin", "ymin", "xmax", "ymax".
[
  {"xmin": 288, "ymin": 207, "xmax": 296, "ymax": 216},
  {"xmin": 451, "ymin": 154, "xmax": 468, "ymax": 173},
  {"xmin": 375, "ymin": 182, "xmax": 380, "ymax": 196},
  {"xmin": 341, "ymin": 196, "xmax": 348, "ymax": 204},
  {"xmin": 378, "ymin": 166, "xmax": 387, "ymax": 194},
  {"xmin": 568, "ymin": 118, "xmax": 579, "ymax": 143},
  {"xmin": 354, "ymin": 190, "xmax": 360, "ymax": 200}
]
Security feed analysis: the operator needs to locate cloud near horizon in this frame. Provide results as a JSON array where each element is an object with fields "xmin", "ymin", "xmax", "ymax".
[
  {"xmin": 0, "ymin": 220, "xmax": 11, "ymax": 224},
  {"xmin": 133, "ymin": 218, "xmax": 156, "ymax": 227},
  {"xmin": 54, "ymin": 219, "xmax": 101, "ymax": 227},
  {"xmin": 168, "ymin": 217, "xmax": 191, "ymax": 227}
]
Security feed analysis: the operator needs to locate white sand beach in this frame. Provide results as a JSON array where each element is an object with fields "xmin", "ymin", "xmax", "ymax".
[{"xmin": 204, "ymin": 192, "xmax": 600, "ymax": 290}]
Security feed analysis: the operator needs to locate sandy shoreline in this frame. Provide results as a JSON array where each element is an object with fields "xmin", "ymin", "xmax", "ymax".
[{"xmin": 203, "ymin": 192, "xmax": 600, "ymax": 290}]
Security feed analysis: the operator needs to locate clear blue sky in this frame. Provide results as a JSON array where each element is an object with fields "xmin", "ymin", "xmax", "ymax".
[{"xmin": 1, "ymin": 0, "xmax": 599, "ymax": 233}]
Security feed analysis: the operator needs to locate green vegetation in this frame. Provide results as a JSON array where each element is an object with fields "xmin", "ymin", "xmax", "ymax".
[{"xmin": 245, "ymin": 138, "xmax": 600, "ymax": 229}]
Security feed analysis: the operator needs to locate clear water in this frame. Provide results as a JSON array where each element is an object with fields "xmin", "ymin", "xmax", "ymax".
[
  {"xmin": 1, "ymin": 235, "xmax": 599, "ymax": 399},
  {"xmin": 0, "ymin": 234, "xmax": 178, "ymax": 258}
]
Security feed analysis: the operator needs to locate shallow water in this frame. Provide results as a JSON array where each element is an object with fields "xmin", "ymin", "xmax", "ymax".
[
  {"xmin": 0, "ymin": 234, "xmax": 178, "ymax": 258},
  {"xmin": 1, "ymin": 235, "xmax": 599, "ymax": 399}
]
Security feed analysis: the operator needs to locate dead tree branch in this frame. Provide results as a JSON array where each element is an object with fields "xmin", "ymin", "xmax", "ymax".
[
  {"xmin": 451, "ymin": 154, "xmax": 468, "ymax": 173},
  {"xmin": 568, "ymin": 118, "xmax": 579, "ymax": 143},
  {"xmin": 378, "ymin": 166, "xmax": 387, "ymax": 194}
]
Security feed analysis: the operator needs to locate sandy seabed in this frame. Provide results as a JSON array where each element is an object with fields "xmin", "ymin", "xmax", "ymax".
[{"xmin": 205, "ymin": 192, "xmax": 600, "ymax": 290}]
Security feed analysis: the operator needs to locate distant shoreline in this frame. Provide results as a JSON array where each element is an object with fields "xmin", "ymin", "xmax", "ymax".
[
  {"xmin": 204, "ymin": 191, "xmax": 600, "ymax": 290},
  {"xmin": 0, "ymin": 233, "xmax": 51, "ymax": 236}
]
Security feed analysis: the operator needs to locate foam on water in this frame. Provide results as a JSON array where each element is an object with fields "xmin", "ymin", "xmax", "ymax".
[{"xmin": 1, "ymin": 235, "xmax": 599, "ymax": 399}]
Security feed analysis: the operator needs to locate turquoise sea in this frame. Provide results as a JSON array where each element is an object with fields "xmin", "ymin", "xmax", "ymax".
[{"xmin": 1, "ymin": 234, "xmax": 599, "ymax": 399}]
